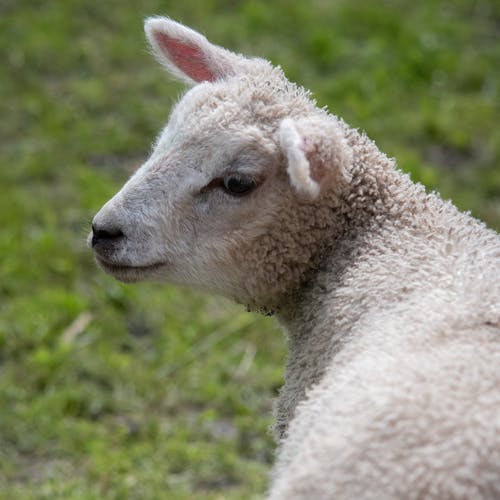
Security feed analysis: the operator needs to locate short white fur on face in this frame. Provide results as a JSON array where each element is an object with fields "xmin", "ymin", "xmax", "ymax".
[{"xmin": 91, "ymin": 79, "xmax": 290, "ymax": 303}]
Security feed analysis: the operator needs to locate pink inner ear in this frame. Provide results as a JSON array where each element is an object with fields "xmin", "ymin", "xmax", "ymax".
[{"xmin": 155, "ymin": 32, "xmax": 217, "ymax": 82}]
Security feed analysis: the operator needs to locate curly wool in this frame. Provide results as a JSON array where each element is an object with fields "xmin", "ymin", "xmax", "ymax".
[{"xmin": 268, "ymin": 131, "xmax": 500, "ymax": 498}]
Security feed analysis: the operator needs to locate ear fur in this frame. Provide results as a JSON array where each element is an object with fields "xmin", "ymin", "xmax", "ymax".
[
  {"xmin": 279, "ymin": 117, "xmax": 352, "ymax": 199},
  {"xmin": 145, "ymin": 17, "xmax": 247, "ymax": 85}
]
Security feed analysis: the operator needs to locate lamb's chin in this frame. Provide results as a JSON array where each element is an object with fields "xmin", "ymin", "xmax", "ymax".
[{"xmin": 95, "ymin": 257, "xmax": 167, "ymax": 283}]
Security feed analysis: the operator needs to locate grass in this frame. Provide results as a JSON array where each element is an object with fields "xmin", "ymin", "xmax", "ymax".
[{"xmin": 1, "ymin": 0, "xmax": 499, "ymax": 498}]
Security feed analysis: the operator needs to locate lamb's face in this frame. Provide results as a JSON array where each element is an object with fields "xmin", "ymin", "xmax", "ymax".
[
  {"xmin": 90, "ymin": 17, "xmax": 351, "ymax": 308},
  {"xmin": 91, "ymin": 80, "xmax": 291, "ymax": 300}
]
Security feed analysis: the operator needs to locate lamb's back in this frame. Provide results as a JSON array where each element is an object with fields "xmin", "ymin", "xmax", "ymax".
[{"xmin": 271, "ymin": 303, "xmax": 500, "ymax": 499}]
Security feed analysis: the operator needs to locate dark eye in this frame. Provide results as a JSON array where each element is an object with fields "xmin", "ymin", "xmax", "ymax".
[{"xmin": 222, "ymin": 175, "xmax": 257, "ymax": 196}]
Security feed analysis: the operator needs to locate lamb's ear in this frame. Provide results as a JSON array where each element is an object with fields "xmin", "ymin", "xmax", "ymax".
[
  {"xmin": 145, "ymin": 17, "xmax": 247, "ymax": 85},
  {"xmin": 279, "ymin": 117, "xmax": 352, "ymax": 199}
]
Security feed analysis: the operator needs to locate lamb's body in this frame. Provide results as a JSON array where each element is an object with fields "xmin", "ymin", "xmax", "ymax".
[
  {"xmin": 90, "ymin": 17, "xmax": 500, "ymax": 499},
  {"xmin": 272, "ymin": 146, "xmax": 500, "ymax": 497}
]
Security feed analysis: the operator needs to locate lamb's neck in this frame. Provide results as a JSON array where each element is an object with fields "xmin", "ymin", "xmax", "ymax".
[
  {"xmin": 273, "ymin": 224, "xmax": 400, "ymax": 434},
  {"xmin": 272, "ymin": 148, "xmax": 460, "ymax": 439}
]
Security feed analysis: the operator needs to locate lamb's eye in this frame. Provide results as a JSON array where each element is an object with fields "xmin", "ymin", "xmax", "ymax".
[{"xmin": 222, "ymin": 175, "xmax": 257, "ymax": 196}]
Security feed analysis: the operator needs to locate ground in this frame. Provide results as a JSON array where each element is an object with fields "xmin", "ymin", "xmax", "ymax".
[{"xmin": 0, "ymin": 0, "xmax": 499, "ymax": 498}]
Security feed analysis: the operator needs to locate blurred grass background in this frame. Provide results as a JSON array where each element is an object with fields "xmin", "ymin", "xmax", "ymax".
[{"xmin": 0, "ymin": 0, "xmax": 499, "ymax": 498}]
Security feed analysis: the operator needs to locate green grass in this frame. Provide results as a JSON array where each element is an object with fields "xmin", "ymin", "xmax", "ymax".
[{"xmin": 1, "ymin": 0, "xmax": 499, "ymax": 498}]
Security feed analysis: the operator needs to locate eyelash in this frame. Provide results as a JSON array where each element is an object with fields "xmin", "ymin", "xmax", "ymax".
[
  {"xmin": 201, "ymin": 173, "xmax": 260, "ymax": 197},
  {"xmin": 222, "ymin": 174, "xmax": 258, "ymax": 196}
]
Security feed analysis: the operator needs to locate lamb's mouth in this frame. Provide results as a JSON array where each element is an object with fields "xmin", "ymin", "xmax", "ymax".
[{"xmin": 95, "ymin": 256, "xmax": 166, "ymax": 282}]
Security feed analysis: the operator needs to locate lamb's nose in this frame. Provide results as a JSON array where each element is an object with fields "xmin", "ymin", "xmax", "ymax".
[{"xmin": 91, "ymin": 223, "xmax": 124, "ymax": 248}]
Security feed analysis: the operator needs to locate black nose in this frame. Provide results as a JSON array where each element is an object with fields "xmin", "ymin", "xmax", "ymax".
[{"xmin": 91, "ymin": 223, "xmax": 124, "ymax": 247}]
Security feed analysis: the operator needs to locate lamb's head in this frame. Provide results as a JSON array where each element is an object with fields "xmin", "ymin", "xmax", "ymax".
[{"xmin": 90, "ymin": 17, "xmax": 352, "ymax": 311}]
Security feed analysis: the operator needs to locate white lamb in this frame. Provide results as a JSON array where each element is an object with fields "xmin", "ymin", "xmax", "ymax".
[{"xmin": 89, "ymin": 17, "xmax": 500, "ymax": 499}]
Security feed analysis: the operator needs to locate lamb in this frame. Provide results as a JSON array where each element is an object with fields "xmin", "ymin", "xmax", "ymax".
[{"xmin": 89, "ymin": 17, "xmax": 500, "ymax": 499}]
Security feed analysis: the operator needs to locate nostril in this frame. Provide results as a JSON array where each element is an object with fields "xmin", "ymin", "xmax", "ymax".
[
  {"xmin": 93, "ymin": 226, "xmax": 124, "ymax": 239},
  {"xmin": 91, "ymin": 223, "xmax": 124, "ymax": 247}
]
